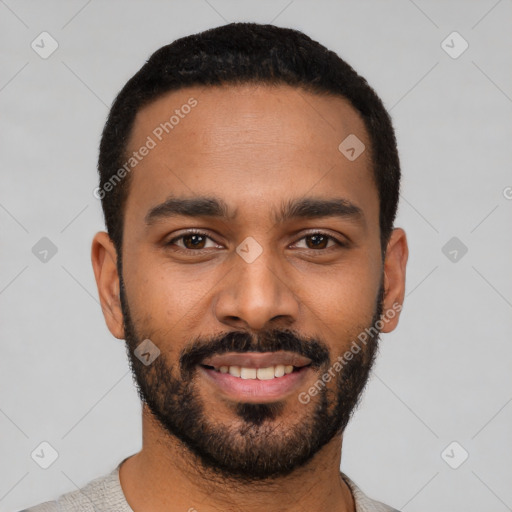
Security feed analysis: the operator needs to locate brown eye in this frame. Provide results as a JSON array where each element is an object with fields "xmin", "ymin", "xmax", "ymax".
[
  {"xmin": 167, "ymin": 231, "xmax": 219, "ymax": 251},
  {"xmin": 304, "ymin": 234, "xmax": 330, "ymax": 249},
  {"xmin": 182, "ymin": 234, "xmax": 207, "ymax": 249},
  {"xmin": 292, "ymin": 232, "xmax": 346, "ymax": 251}
]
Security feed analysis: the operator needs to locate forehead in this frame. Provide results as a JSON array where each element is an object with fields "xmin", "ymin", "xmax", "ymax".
[
  {"xmin": 123, "ymin": 83, "xmax": 377, "ymax": 230},
  {"xmin": 129, "ymin": 83, "xmax": 369, "ymax": 158}
]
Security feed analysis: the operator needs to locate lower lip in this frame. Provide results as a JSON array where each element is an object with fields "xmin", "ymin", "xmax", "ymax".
[{"xmin": 199, "ymin": 365, "xmax": 311, "ymax": 402}]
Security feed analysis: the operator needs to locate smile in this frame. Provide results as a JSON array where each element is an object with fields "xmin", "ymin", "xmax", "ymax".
[
  {"xmin": 199, "ymin": 351, "xmax": 313, "ymax": 402},
  {"xmin": 202, "ymin": 363, "xmax": 304, "ymax": 380}
]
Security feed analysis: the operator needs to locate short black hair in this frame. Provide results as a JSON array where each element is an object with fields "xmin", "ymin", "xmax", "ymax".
[{"xmin": 98, "ymin": 22, "xmax": 400, "ymax": 256}]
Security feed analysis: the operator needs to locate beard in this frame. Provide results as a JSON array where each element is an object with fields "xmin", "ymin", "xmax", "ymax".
[{"xmin": 119, "ymin": 269, "xmax": 384, "ymax": 483}]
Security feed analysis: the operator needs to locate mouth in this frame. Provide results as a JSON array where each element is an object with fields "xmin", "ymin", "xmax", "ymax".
[
  {"xmin": 200, "ymin": 363, "xmax": 308, "ymax": 380},
  {"xmin": 198, "ymin": 351, "xmax": 313, "ymax": 402}
]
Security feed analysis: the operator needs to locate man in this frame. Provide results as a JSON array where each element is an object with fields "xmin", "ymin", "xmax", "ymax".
[{"xmin": 23, "ymin": 22, "xmax": 408, "ymax": 512}]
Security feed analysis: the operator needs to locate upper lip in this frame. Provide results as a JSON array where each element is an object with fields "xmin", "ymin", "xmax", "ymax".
[{"xmin": 201, "ymin": 351, "xmax": 312, "ymax": 369}]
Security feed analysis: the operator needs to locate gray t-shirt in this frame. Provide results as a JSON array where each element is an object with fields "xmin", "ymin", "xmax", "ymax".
[{"xmin": 20, "ymin": 459, "xmax": 400, "ymax": 512}]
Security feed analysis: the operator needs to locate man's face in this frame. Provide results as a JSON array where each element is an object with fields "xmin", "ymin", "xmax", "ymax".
[{"xmin": 109, "ymin": 84, "xmax": 397, "ymax": 481}]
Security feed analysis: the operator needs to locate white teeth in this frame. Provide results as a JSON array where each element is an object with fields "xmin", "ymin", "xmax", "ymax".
[
  {"xmin": 274, "ymin": 364, "xmax": 285, "ymax": 377},
  {"xmin": 211, "ymin": 364, "xmax": 302, "ymax": 379},
  {"xmin": 228, "ymin": 365, "xmax": 241, "ymax": 377},
  {"xmin": 256, "ymin": 367, "xmax": 275, "ymax": 380},
  {"xmin": 240, "ymin": 367, "xmax": 257, "ymax": 379}
]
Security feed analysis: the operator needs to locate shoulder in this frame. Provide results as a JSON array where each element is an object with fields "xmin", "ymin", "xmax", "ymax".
[
  {"xmin": 18, "ymin": 463, "xmax": 131, "ymax": 512},
  {"xmin": 16, "ymin": 505, "xmax": 59, "ymax": 512},
  {"xmin": 341, "ymin": 472, "xmax": 401, "ymax": 512}
]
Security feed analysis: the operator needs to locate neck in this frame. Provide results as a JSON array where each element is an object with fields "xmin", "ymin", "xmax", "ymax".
[{"xmin": 119, "ymin": 404, "xmax": 355, "ymax": 512}]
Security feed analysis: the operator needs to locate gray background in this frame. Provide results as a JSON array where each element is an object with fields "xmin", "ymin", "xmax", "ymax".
[{"xmin": 1, "ymin": 0, "xmax": 511, "ymax": 510}]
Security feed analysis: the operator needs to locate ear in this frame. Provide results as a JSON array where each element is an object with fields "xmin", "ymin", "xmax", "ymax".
[
  {"xmin": 91, "ymin": 231, "xmax": 125, "ymax": 339},
  {"xmin": 380, "ymin": 228, "xmax": 408, "ymax": 333}
]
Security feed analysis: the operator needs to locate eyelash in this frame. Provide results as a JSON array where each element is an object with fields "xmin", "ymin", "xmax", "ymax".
[{"xmin": 166, "ymin": 229, "xmax": 347, "ymax": 253}]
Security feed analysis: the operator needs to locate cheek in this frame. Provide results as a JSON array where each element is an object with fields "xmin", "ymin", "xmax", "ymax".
[
  {"xmin": 124, "ymin": 254, "xmax": 221, "ymax": 329},
  {"xmin": 305, "ymin": 275, "xmax": 377, "ymax": 325},
  {"xmin": 298, "ymin": 260, "xmax": 381, "ymax": 344},
  {"xmin": 304, "ymin": 254, "xmax": 381, "ymax": 312}
]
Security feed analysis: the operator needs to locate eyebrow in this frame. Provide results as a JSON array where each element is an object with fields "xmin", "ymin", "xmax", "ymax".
[
  {"xmin": 274, "ymin": 197, "xmax": 364, "ymax": 225},
  {"xmin": 145, "ymin": 195, "xmax": 365, "ymax": 227},
  {"xmin": 145, "ymin": 197, "xmax": 235, "ymax": 225}
]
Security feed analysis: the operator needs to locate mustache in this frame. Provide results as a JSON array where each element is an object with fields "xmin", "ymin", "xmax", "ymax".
[{"xmin": 180, "ymin": 329, "xmax": 330, "ymax": 375}]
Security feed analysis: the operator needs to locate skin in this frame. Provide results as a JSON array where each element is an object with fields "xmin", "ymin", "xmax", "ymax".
[{"xmin": 91, "ymin": 84, "xmax": 408, "ymax": 512}]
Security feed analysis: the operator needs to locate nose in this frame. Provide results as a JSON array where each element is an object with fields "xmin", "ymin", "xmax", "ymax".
[{"xmin": 213, "ymin": 249, "xmax": 300, "ymax": 332}]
